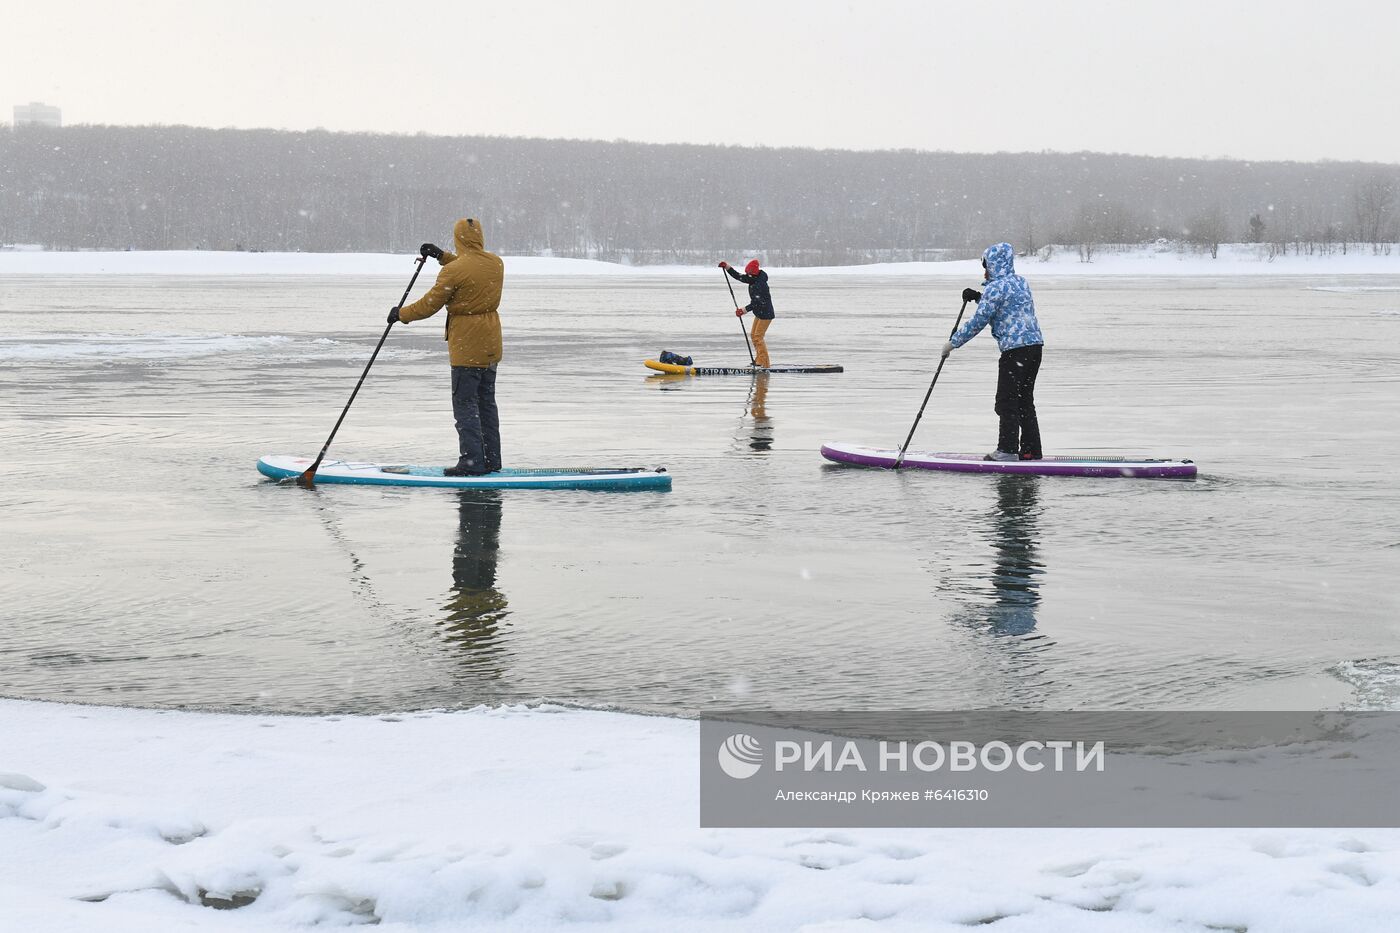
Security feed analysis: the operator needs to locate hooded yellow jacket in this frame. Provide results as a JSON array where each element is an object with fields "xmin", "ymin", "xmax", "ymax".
[{"xmin": 398, "ymin": 218, "xmax": 505, "ymax": 367}]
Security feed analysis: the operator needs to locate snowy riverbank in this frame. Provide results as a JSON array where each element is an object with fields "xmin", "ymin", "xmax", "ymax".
[
  {"xmin": 2, "ymin": 243, "xmax": 1399, "ymax": 277},
  {"xmin": 4, "ymin": 698, "xmax": 1400, "ymax": 932}
]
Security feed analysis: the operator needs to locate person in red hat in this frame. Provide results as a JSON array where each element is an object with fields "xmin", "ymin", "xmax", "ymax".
[{"xmin": 719, "ymin": 258, "xmax": 775, "ymax": 368}]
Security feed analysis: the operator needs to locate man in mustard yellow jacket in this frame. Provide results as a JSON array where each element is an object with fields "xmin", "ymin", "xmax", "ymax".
[{"xmin": 389, "ymin": 218, "xmax": 506, "ymax": 476}]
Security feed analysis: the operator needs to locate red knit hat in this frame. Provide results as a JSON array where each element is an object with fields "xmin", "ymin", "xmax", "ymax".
[{"xmin": 744, "ymin": 259, "xmax": 761, "ymax": 275}]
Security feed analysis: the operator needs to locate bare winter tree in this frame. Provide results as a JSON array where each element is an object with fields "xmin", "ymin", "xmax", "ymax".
[
  {"xmin": 1353, "ymin": 174, "xmax": 1396, "ymax": 251},
  {"xmin": 1187, "ymin": 208, "xmax": 1226, "ymax": 258}
]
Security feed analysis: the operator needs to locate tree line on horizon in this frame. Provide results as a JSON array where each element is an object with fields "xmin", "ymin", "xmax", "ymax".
[{"xmin": 1, "ymin": 124, "xmax": 1396, "ymax": 264}]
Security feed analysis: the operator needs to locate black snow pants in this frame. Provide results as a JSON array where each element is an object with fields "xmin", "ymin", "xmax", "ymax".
[{"xmin": 995, "ymin": 344, "xmax": 1043, "ymax": 459}]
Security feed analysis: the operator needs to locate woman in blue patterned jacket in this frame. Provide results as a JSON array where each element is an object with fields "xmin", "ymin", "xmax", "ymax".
[{"xmin": 941, "ymin": 242, "xmax": 1045, "ymax": 461}]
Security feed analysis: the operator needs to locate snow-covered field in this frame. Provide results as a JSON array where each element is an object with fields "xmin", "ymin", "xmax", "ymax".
[
  {"xmin": 2, "ymin": 243, "xmax": 1398, "ymax": 277},
  {"xmin": 3, "ymin": 699, "xmax": 1399, "ymax": 932}
]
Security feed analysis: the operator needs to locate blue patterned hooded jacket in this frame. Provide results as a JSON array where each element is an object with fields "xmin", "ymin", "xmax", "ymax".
[{"xmin": 950, "ymin": 242, "xmax": 1044, "ymax": 352}]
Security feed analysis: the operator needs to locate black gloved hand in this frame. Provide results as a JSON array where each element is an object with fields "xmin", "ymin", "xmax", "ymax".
[
  {"xmin": 419, "ymin": 242, "xmax": 444, "ymax": 260},
  {"xmin": 962, "ymin": 288, "xmax": 982, "ymax": 302},
  {"xmin": 387, "ymin": 307, "xmax": 401, "ymax": 324}
]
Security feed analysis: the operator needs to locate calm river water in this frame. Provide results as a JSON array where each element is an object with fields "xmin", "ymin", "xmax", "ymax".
[{"xmin": 2, "ymin": 271, "xmax": 1398, "ymax": 713}]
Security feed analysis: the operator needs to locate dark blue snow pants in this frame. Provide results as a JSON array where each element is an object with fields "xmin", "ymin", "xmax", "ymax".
[{"xmin": 451, "ymin": 365, "xmax": 501, "ymax": 473}]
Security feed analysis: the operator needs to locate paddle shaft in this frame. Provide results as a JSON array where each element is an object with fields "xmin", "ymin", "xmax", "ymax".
[
  {"xmin": 894, "ymin": 299, "xmax": 969, "ymax": 469},
  {"xmin": 722, "ymin": 267, "xmax": 755, "ymax": 365},
  {"xmin": 298, "ymin": 256, "xmax": 427, "ymax": 488}
]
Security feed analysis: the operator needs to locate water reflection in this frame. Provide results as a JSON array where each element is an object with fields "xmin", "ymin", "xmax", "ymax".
[
  {"xmin": 643, "ymin": 371, "xmax": 773, "ymax": 452},
  {"xmin": 440, "ymin": 490, "xmax": 510, "ymax": 673},
  {"xmin": 743, "ymin": 374, "xmax": 773, "ymax": 453},
  {"xmin": 644, "ymin": 373, "xmax": 692, "ymax": 388},
  {"xmin": 935, "ymin": 474, "xmax": 1053, "ymax": 705},
  {"xmin": 982, "ymin": 474, "xmax": 1044, "ymax": 635}
]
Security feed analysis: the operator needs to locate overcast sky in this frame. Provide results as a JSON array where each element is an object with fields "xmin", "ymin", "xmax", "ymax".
[{"xmin": 5, "ymin": 0, "xmax": 1396, "ymax": 164}]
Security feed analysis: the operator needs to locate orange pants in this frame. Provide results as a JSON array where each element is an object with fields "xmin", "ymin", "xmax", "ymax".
[{"xmin": 750, "ymin": 316, "xmax": 772, "ymax": 368}]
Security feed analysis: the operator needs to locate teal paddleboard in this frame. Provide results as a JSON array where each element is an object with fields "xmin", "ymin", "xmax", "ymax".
[{"xmin": 257, "ymin": 455, "xmax": 671, "ymax": 490}]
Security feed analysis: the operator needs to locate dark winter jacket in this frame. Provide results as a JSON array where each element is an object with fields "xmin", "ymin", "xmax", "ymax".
[{"xmin": 726, "ymin": 267, "xmax": 775, "ymax": 320}]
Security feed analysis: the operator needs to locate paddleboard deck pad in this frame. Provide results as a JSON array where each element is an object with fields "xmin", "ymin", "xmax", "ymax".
[
  {"xmin": 257, "ymin": 455, "xmax": 672, "ymax": 490},
  {"xmin": 820, "ymin": 442, "xmax": 1196, "ymax": 478},
  {"xmin": 644, "ymin": 359, "xmax": 842, "ymax": 375}
]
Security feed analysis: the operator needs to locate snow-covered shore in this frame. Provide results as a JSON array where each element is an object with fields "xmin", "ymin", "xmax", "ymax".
[
  {"xmin": 2, "ymin": 243, "xmax": 1399, "ymax": 277},
  {"xmin": 3, "ymin": 698, "xmax": 1399, "ymax": 932}
]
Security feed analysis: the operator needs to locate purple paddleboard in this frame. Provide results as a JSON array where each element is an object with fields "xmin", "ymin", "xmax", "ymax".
[{"xmin": 821, "ymin": 442, "xmax": 1197, "ymax": 479}]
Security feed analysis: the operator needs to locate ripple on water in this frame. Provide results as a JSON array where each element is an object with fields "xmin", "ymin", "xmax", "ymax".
[
  {"xmin": 1332, "ymin": 660, "xmax": 1400, "ymax": 711},
  {"xmin": 0, "ymin": 333, "xmax": 295, "ymax": 362}
]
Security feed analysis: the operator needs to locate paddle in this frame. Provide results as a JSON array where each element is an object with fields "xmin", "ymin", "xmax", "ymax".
[
  {"xmin": 721, "ymin": 265, "xmax": 756, "ymax": 366},
  {"xmin": 893, "ymin": 299, "xmax": 969, "ymax": 469},
  {"xmin": 297, "ymin": 255, "xmax": 428, "ymax": 489}
]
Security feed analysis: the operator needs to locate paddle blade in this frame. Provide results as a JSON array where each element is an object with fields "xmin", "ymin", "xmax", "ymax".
[{"xmin": 296, "ymin": 469, "xmax": 317, "ymax": 489}]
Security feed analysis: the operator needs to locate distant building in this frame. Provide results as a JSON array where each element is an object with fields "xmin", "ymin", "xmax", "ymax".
[{"xmin": 14, "ymin": 102, "xmax": 61, "ymax": 127}]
